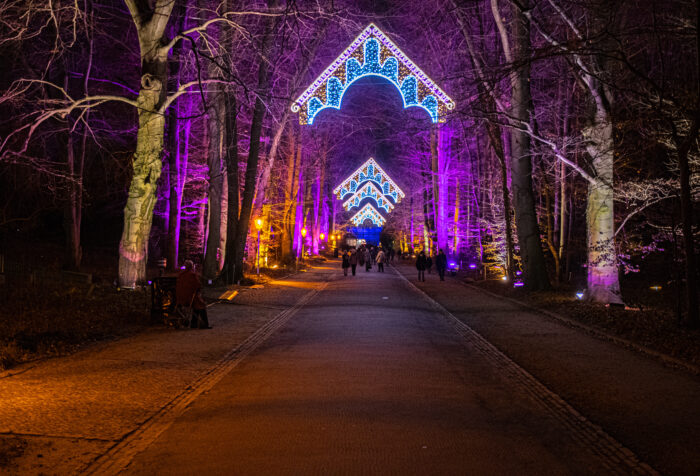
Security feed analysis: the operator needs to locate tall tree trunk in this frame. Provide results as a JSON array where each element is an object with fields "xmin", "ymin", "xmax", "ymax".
[
  {"xmin": 510, "ymin": 1, "xmax": 551, "ymax": 290},
  {"xmin": 119, "ymin": 0, "xmax": 173, "ymax": 288},
  {"xmin": 583, "ymin": 118, "xmax": 623, "ymax": 303},
  {"xmin": 165, "ymin": 3, "xmax": 187, "ymax": 272},
  {"xmin": 203, "ymin": 86, "xmax": 227, "ymax": 279},
  {"xmin": 223, "ymin": 92, "xmax": 240, "ymax": 285},
  {"xmin": 281, "ymin": 127, "xmax": 297, "ymax": 261},
  {"xmin": 232, "ymin": 4, "xmax": 276, "ymax": 282},
  {"xmin": 486, "ymin": 125, "xmax": 515, "ymax": 278},
  {"xmin": 674, "ymin": 0, "xmax": 699, "ymax": 327}
]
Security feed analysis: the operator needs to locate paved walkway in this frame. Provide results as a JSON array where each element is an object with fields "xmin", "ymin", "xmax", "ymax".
[{"xmin": 2, "ymin": 261, "xmax": 698, "ymax": 475}]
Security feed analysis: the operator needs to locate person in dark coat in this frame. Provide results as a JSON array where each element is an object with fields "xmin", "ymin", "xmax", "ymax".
[
  {"xmin": 376, "ymin": 249, "xmax": 386, "ymax": 272},
  {"xmin": 349, "ymin": 248, "xmax": 358, "ymax": 276},
  {"xmin": 364, "ymin": 247, "xmax": 372, "ymax": 271},
  {"xmin": 341, "ymin": 250, "xmax": 350, "ymax": 276},
  {"xmin": 426, "ymin": 255, "xmax": 433, "ymax": 274},
  {"xmin": 436, "ymin": 249, "xmax": 447, "ymax": 281},
  {"xmin": 176, "ymin": 260, "xmax": 211, "ymax": 329},
  {"xmin": 416, "ymin": 251, "xmax": 427, "ymax": 282},
  {"xmin": 358, "ymin": 246, "xmax": 365, "ymax": 267}
]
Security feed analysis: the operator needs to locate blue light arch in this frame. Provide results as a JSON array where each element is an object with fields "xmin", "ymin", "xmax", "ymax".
[{"xmin": 292, "ymin": 24, "xmax": 454, "ymax": 125}]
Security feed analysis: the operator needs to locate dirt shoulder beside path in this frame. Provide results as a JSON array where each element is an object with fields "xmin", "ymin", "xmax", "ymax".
[
  {"xmin": 0, "ymin": 265, "xmax": 334, "ymax": 475},
  {"xmin": 392, "ymin": 262, "xmax": 700, "ymax": 476}
]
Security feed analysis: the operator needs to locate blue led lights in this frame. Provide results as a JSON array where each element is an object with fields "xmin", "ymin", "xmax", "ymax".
[
  {"xmin": 342, "ymin": 182, "xmax": 395, "ymax": 213},
  {"xmin": 292, "ymin": 24, "xmax": 454, "ymax": 125},
  {"xmin": 333, "ymin": 158, "xmax": 405, "ymax": 204},
  {"xmin": 350, "ymin": 204, "xmax": 387, "ymax": 227}
]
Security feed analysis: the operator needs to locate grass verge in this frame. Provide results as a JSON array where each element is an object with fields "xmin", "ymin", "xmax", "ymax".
[
  {"xmin": 0, "ymin": 281, "xmax": 149, "ymax": 370},
  {"xmin": 471, "ymin": 279, "xmax": 700, "ymax": 368}
]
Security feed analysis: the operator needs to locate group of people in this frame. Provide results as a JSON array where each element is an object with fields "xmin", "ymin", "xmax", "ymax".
[
  {"xmin": 341, "ymin": 245, "xmax": 388, "ymax": 276},
  {"xmin": 415, "ymin": 249, "xmax": 447, "ymax": 282},
  {"xmin": 339, "ymin": 245, "xmax": 449, "ymax": 282}
]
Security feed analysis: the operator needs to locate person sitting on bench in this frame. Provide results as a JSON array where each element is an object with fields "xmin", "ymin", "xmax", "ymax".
[{"xmin": 175, "ymin": 260, "xmax": 212, "ymax": 329}]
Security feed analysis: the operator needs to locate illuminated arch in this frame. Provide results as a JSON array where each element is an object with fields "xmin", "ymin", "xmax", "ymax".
[
  {"xmin": 292, "ymin": 24, "xmax": 454, "ymax": 125},
  {"xmin": 342, "ymin": 182, "xmax": 395, "ymax": 213},
  {"xmin": 333, "ymin": 158, "xmax": 405, "ymax": 204},
  {"xmin": 350, "ymin": 204, "xmax": 386, "ymax": 227}
]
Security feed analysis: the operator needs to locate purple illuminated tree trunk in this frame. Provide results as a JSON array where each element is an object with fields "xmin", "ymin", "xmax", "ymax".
[
  {"xmin": 203, "ymin": 85, "xmax": 227, "ymax": 280},
  {"xmin": 281, "ymin": 128, "xmax": 299, "ymax": 261},
  {"xmin": 165, "ymin": 4, "xmax": 188, "ymax": 272},
  {"xmin": 232, "ymin": 5, "xmax": 276, "ymax": 283},
  {"xmin": 431, "ymin": 124, "xmax": 450, "ymax": 254},
  {"xmin": 222, "ymin": 92, "xmax": 240, "ymax": 285}
]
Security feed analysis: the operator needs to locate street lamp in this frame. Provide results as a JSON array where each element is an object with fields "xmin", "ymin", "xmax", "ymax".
[
  {"xmin": 301, "ymin": 227, "xmax": 307, "ymax": 265},
  {"xmin": 255, "ymin": 218, "xmax": 263, "ymax": 275}
]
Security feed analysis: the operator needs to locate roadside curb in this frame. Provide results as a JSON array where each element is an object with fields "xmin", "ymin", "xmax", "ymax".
[{"xmin": 460, "ymin": 281, "xmax": 700, "ymax": 376}]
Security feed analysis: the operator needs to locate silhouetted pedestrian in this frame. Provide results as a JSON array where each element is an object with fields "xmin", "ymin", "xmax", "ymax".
[
  {"xmin": 364, "ymin": 248, "xmax": 372, "ymax": 271},
  {"xmin": 426, "ymin": 255, "xmax": 433, "ymax": 274},
  {"xmin": 349, "ymin": 249, "xmax": 358, "ymax": 276},
  {"xmin": 436, "ymin": 249, "xmax": 447, "ymax": 281},
  {"xmin": 416, "ymin": 251, "xmax": 427, "ymax": 282},
  {"xmin": 341, "ymin": 250, "xmax": 350, "ymax": 276},
  {"xmin": 376, "ymin": 249, "xmax": 386, "ymax": 272}
]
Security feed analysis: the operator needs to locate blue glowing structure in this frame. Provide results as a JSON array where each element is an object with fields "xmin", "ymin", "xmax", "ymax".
[
  {"xmin": 292, "ymin": 24, "xmax": 455, "ymax": 125},
  {"xmin": 350, "ymin": 204, "xmax": 386, "ymax": 227},
  {"xmin": 333, "ymin": 158, "xmax": 405, "ymax": 204},
  {"xmin": 342, "ymin": 182, "xmax": 395, "ymax": 213}
]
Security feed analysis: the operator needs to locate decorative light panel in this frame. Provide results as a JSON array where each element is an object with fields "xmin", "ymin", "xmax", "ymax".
[
  {"xmin": 292, "ymin": 23, "xmax": 455, "ymax": 125},
  {"xmin": 342, "ymin": 182, "xmax": 396, "ymax": 213},
  {"xmin": 333, "ymin": 158, "xmax": 405, "ymax": 204},
  {"xmin": 350, "ymin": 204, "xmax": 386, "ymax": 227}
]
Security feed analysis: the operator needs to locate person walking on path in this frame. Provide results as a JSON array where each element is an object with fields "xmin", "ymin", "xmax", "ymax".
[
  {"xmin": 358, "ymin": 246, "xmax": 366, "ymax": 268},
  {"xmin": 364, "ymin": 248, "xmax": 372, "ymax": 272},
  {"xmin": 376, "ymin": 248, "xmax": 386, "ymax": 272},
  {"xmin": 416, "ymin": 251, "xmax": 427, "ymax": 282},
  {"xmin": 341, "ymin": 250, "xmax": 350, "ymax": 276},
  {"xmin": 175, "ymin": 260, "xmax": 212, "ymax": 329},
  {"xmin": 436, "ymin": 249, "xmax": 447, "ymax": 281},
  {"xmin": 426, "ymin": 254, "xmax": 433, "ymax": 275},
  {"xmin": 349, "ymin": 248, "xmax": 358, "ymax": 276}
]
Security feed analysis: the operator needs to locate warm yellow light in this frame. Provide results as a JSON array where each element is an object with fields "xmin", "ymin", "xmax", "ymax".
[
  {"xmin": 320, "ymin": 233, "xmax": 325, "ymax": 240},
  {"xmin": 255, "ymin": 218, "xmax": 263, "ymax": 230},
  {"xmin": 301, "ymin": 227, "xmax": 307, "ymax": 237}
]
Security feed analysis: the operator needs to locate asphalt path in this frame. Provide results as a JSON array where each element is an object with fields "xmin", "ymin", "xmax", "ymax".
[{"xmin": 124, "ymin": 264, "xmax": 654, "ymax": 475}]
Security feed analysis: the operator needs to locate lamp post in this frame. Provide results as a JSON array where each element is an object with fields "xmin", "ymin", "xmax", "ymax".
[
  {"xmin": 255, "ymin": 218, "xmax": 263, "ymax": 275},
  {"xmin": 301, "ymin": 227, "xmax": 307, "ymax": 265}
]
